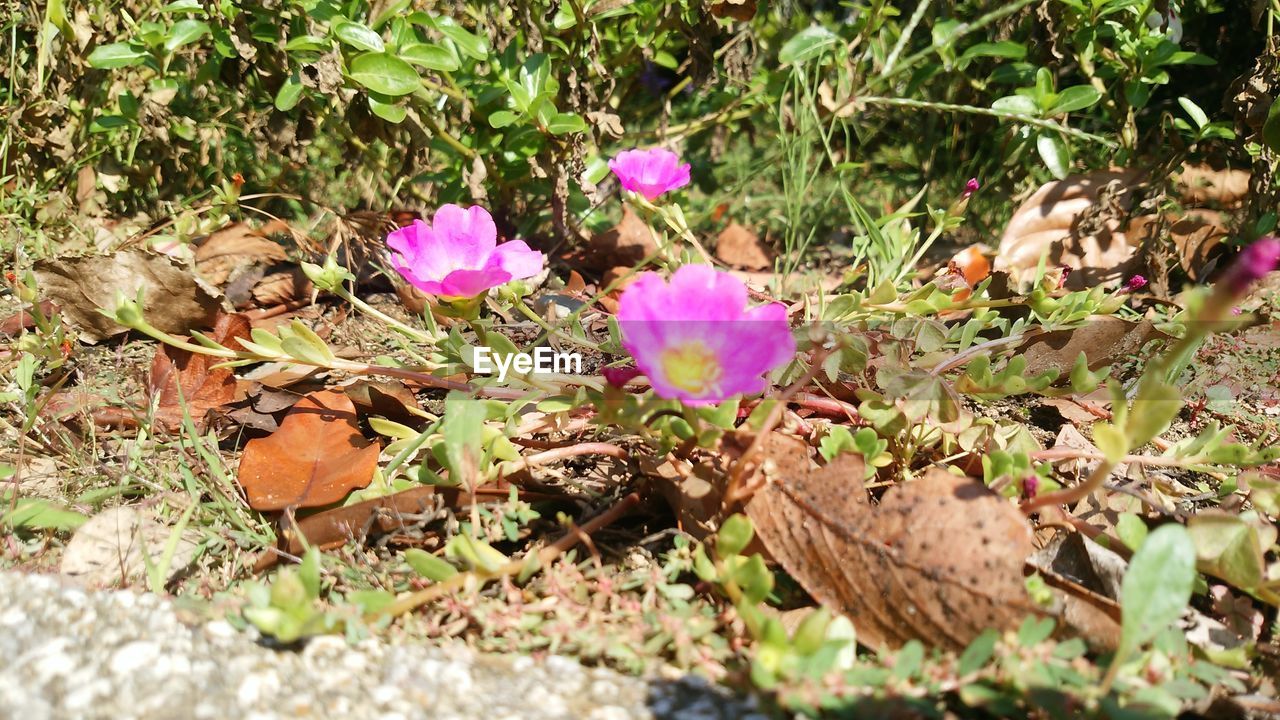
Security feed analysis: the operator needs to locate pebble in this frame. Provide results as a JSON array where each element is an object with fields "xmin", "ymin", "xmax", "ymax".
[{"xmin": 0, "ymin": 572, "xmax": 768, "ymax": 720}]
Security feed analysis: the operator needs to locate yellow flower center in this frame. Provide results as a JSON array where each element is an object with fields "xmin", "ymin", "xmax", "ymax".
[{"xmin": 659, "ymin": 341, "xmax": 723, "ymax": 396}]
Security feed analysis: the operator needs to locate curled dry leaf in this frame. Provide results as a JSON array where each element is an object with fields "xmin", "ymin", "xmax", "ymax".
[
  {"xmin": 148, "ymin": 312, "xmax": 252, "ymax": 431},
  {"xmin": 715, "ymin": 221, "xmax": 774, "ymax": 271},
  {"xmin": 997, "ymin": 166, "xmax": 1238, "ymax": 287},
  {"xmin": 996, "ymin": 170, "xmax": 1140, "ymax": 288},
  {"xmin": 743, "ymin": 434, "xmax": 1039, "ymax": 651},
  {"xmin": 236, "ymin": 389, "xmax": 381, "ymax": 511},
  {"xmin": 34, "ymin": 249, "xmax": 224, "ymax": 342},
  {"xmin": 1016, "ymin": 316, "xmax": 1169, "ymax": 378}
]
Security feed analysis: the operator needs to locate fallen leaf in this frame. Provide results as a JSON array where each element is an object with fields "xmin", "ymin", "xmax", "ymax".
[
  {"xmin": 1172, "ymin": 164, "xmax": 1250, "ymax": 206},
  {"xmin": 35, "ymin": 249, "xmax": 225, "ymax": 342},
  {"xmin": 342, "ymin": 379, "xmax": 425, "ymax": 425},
  {"xmin": 583, "ymin": 206, "xmax": 657, "ymax": 271},
  {"xmin": 250, "ymin": 267, "xmax": 313, "ymax": 308},
  {"xmin": 715, "ymin": 222, "xmax": 773, "ymax": 270},
  {"xmin": 1017, "ymin": 317, "xmax": 1169, "ymax": 378},
  {"xmin": 236, "ymin": 389, "xmax": 381, "ymax": 511},
  {"xmin": 996, "ymin": 170, "xmax": 1141, "ymax": 288},
  {"xmin": 60, "ymin": 506, "xmax": 199, "ymax": 588},
  {"xmin": 744, "ymin": 434, "xmax": 1038, "ymax": 651},
  {"xmin": 148, "ymin": 312, "xmax": 252, "ymax": 431},
  {"xmin": 194, "ymin": 222, "xmax": 289, "ymax": 286}
]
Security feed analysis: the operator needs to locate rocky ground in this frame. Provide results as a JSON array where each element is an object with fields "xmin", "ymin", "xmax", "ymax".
[{"xmin": 0, "ymin": 572, "xmax": 766, "ymax": 720}]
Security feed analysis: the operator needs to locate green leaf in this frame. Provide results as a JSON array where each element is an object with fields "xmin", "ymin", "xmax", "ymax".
[
  {"xmin": 433, "ymin": 17, "xmax": 488, "ymax": 60},
  {"xmin": 958, "ymin": 629, "xmax": 999, "ymax": 675},
  {"xmin": 399, "ymin": 42, "xmax": 458, "ymax": 71},
  {"xmin": 87, "ymin": 42, "xmax": 149, "ymax": 69},
  {"xmin": 284, "ymin": 34, "xmax": 330, "ymax": 52},
  {"xmin": 1126, "ymin": 378, "xmax": 1181, "ymax": 447},
  {"xmin": 959, "ymin": 41, "xmax": 1026, "ymax": 63},
  {"xmin": 299, "ymin": 546, "xmax": 322, "ymax": 599},
  {"xmin": 163, "ymin": 19, "xmax": 209, "ymax": 53},
  {"xmin": 716, "ymin": 514, "xmax": 754, "ymax": 557},
  {"xmin": 332, "ymin": 20, "xmax": 384, "ymax": 53},
  {"xmin": 779, "ymin": 25, "xmax": 838, "ymax": 65},
  {"xmin": 1, "ymin": 497, "xmax": 88, "ymax": 532},
  {"xmin": 1093, "ymin": 422, "xmax": 1128, "ymax": 463},
  {"xmin": 1035, "ymin": 132, "xmax": 1070, "ymax": 180},
  {"xmin": 440, "ymin": 392, "xmax": 486, "ymax": 484},
  {"xmin": 991, "ymin": 94, "xmax": 1039, "ymax": 116},
  {"xmin": 348, "ymin": 52, "xmax": 421, "ymax": 96},
  {"xmin": 1049, "ymin": 85, "xmax": 1101, "ymax": 115},
  {"xmin": 366, "ymin": 93, "xmax": 407, "ymax": 123},
  {"xmin": 274, "ymin": 73, "xmax": 305, "ymax": 111},
  {"xmin": 1177, "ymin": 97, "xmax": 1210, "ymax": 130},
  {"xmin": 404, "ymin": 548, "xmax": 459, "ymax": 581},
  {"xmin": 1115, "ymin": 513, "xmax": 1149, "ymax": 551},
  {"xmin": 1262, "ymin": 99, "xmax": 1280, "ymax": 152},
  {"xmin": 1118, "ymin": 524, "xmax": 1196, "ymax": 664},
  {"xmin": 1187, "ymin": 514, "xmax": 1268, "ymax": 590},
  {"xmin": 545, "ymin": 112, "xmax": 585, "ymax": 135},
  {"xmin": 488, "ymin": 110, "xmax": 519, "ymax": 129}
]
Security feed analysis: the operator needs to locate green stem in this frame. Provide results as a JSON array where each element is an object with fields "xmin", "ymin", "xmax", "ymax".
[{"xmin": 849, "ymin": 96, "xmax": 1118, "ymax": 148}]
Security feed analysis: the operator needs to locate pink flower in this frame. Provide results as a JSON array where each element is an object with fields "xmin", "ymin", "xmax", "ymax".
[
  {"xmin": 616, "ymin": 265, "xmax": 795, "ymax": 406},
  {"xmin": 1223, "ymin": 237, "xmax": 1280, "ymax": 295},
  {"xmin": 962, "ymin": 178, "xmax": 980, "ymax": 199},
  {"xmin": 608, "ymin": 148, "xmax": 691, "ymax": 201},
  {"xmin": 1125, "ymin": 275, "xmax": 1148, "ymax": 292},
  {"xmin": 387, "ymin": 204, "xmax": 544, "ymax": 300}
]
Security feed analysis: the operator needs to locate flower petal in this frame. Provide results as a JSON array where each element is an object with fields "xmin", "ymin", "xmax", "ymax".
[
  {"xmin": 432, "ymin": 204, "xmax": 497, "ymax": 270},
  {"xmin": 489, "ymin": 239, "xmax": 546, "ymax": 280},
  {"xmin": 437, "ymin": 267, "xmax": 512, "ymax": 299}
]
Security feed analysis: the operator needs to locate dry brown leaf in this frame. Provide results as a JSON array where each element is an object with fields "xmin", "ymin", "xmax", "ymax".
[
  {"xmin": 996, "ymin": 171, "xmax": 1140, "ymax": 288},
  {"xmin": 583, "ymin": 206, "xmax": 657, "ymax": 271},
  {"xmin": 236, "ymin": 389, "xmax": 381, "ymax": 511},
  {"xmin": 148, "ymin": 313, "xmax": 251, "ymax": 431},
  {"xmin": 1017, "ymin": 317, "xmax": 1169, "ymax": 378},
  {"xmin": 250, "ymin": 267, "xmax": 313, "ymax": 307},
  {"xmin": 343, "ymin": 379, "xmax": 424, "ymax": 425},
  {"xmin": 745, "ymin": 434, "xmax": 1038, "ymax": 651},
  {"xmin": 194, "ymin": 222, "xmax": 289, "ymax": 286},
  {"xmin": 715, "ymin": 221, "xmax": 773, "ymax": 270},
  {"xmin": 1173, "ymin": 164, "xmax": 1250, "ymax": 206},
  {"xmin": 34, "ymin": 249, "xmax": 224, "ymax": 342}
]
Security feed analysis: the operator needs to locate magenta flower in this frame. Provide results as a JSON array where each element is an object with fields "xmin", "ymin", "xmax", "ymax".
[
  {"xmin": 608, "ymin": 148, "xmax": 691, "ymax": 201},
  {"xmin": 1125, "ymin": 275, "xmax": 1148, "ymax": 292},
  {"xmin": 386, "ymin": 205, "xmax": 544, "ymax": 299},
  {"xmin": 616, "ymin": 265, "xmax": 795, "ymax": 406},
  {"xmin": 963, "ymin": 178, "xmax": 980, "ymax": 199},
  {"xmin": 1223, "ymin": 237, "xmax": 1280, "ymax": 295}
]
